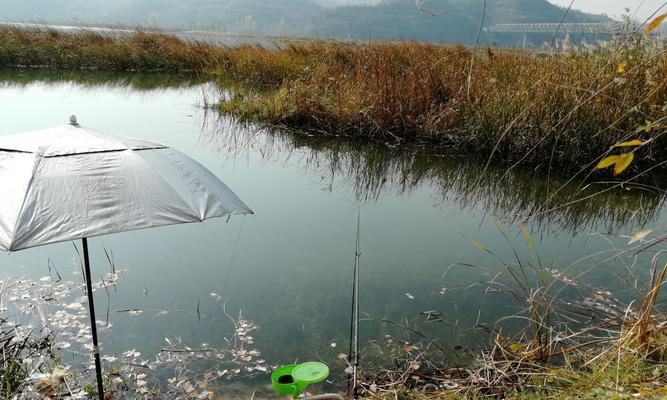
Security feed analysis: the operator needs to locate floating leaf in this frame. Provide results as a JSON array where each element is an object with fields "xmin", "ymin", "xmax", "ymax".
[
  {"xmin": 613, "ymin": 139, "xmax": 646, "ymax": 148},
  {"xmin": 617, "ymin": 62, "xmax": 627, "ymax": 73},
  {"xmin": 595, "ymin": 153, "xmax": 634, "ymax": 176},
  {"xmin": 629, "ymin": 229, "xmax": 652, "ymax": 245},
  {"xmin": 644, "ymin": 12, "xmax": 667, "ymax": 36}
]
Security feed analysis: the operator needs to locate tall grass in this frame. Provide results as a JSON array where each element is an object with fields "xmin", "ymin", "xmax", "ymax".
[
  {"xmin": 354, "ymin": 226, "xmax": 667, "ymax": 399},
  {"xmin": 216, "ymin": 40, "xmax": 667, "ymax": 174},
  {"xmin": 0, "ymin": 26, "xmax": 664, "ymax": 173},
  {"xmin": 0, "ymin": 27, "xmax": 223, "ymax": 73},
  {"xmin": 0, "ymin": 318, "xmax": 54, "ymax": 397}
]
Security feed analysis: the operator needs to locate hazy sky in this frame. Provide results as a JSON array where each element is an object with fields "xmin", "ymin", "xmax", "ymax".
[{"xmin": 548, "ymin": 0, "xmax": 666, "ymax": 21}]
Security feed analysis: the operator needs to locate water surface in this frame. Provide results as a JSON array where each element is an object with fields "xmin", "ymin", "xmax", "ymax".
[{"xmin": 0, "ymin": 72, "xmax": 665, "ymax": 396}]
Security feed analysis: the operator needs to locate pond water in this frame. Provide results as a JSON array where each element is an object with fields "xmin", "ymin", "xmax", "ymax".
[{"xmin": 0, "ymin": 71, "xmax": 665, "ymax": 397}]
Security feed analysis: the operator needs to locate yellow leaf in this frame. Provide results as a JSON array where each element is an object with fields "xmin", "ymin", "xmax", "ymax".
[
  {"xmin": 612, "ymin": 153, "xmax": 634, "ymax": 175},
  {"xmin": 645, "ymin": 12, "xmax": 667, "ymax": 36},
  {"xmin": 617, "ymin": 62, "xmax": 627, "ymax": 73},
  {"xmin": 595, "ymin": 153, "xmax": 635, "ymax": 176},
  {"xmin": 595, "ymin": 155, "xmax": 621, "ymax": 170},
  {"xmin": 614, "ymin": 139, "xmax": 646, "ymax": 147}
]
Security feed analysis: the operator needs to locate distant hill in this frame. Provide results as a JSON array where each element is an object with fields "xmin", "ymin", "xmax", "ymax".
[
  {"xmin": 312, "ymin": 0, "xmax": 613, "ymax": 44},
  {"xmin": 109, "ymin": 0, "xmax": 324, "ymax": 35},
  {"xmin": 0, "ymin": 0, "xmax": 614, "ymax": 45},
  {"xmin": 315, "ymin": 0, "xmax": 382, "ymax": 6}
]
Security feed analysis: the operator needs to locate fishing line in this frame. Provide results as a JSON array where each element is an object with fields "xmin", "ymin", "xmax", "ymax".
[
  {"xmin": 221, "ymin": 214, "xmax": 247, "ymax": 297},
  {"xmin": 550, "ymin": 0, "xmax": 576, "ymax": 50}
]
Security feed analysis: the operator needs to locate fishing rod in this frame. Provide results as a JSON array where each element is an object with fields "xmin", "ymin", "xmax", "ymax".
[{"xmin": 348, "ymin": 212, "xmax": 361, "ymax": 399}]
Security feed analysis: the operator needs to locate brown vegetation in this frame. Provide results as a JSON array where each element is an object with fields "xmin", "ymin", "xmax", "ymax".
[
  {"xmin": 216, "ymin": 40, "xmax": 667, "ymax": 173},
  {"xmin": 0, "ymin": 26, "xmax": 665, "ymax": 173},
  {"xmin": 0, "ymin": 27, "xmax": 222, "ymax": 73}
]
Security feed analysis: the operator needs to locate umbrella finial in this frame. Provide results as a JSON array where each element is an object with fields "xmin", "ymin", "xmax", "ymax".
[{"xmin": 69, "ymin": 115, "xmax": 79, "ymax": 126}]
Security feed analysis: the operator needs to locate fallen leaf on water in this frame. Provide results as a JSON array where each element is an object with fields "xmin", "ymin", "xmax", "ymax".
[{"xmin": 628, "ymin": 229, "xmax": 652, "ymax": 245}]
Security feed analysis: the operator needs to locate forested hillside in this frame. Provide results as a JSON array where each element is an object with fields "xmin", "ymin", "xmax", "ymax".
[{"xmin": 0, "ymin": 0, "xmax": 613, "ymax": 44}]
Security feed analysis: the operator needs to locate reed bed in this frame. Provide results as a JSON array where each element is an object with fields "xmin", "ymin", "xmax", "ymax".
[
  {"xmin": 216, "ymin": 40, "xmax": 667, "ymax": 174},
  {"xmin": 0, "ymin": 27, "xmax": 222, "ymax": 73},
  {"xmin": 0, "ymin": 26, "xmax": 665, "ymax": 173}
]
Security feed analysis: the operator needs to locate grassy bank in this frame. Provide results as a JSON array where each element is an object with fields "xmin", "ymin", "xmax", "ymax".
[
  {"xmin": 215, "ymin": 40, "xmax": 667, "ymax": 174},
  {"xmin": 0, "ymin": 27, "xmax": 222, "ymax": 73},
  {"xmin": 0, "ymin": 26, "xmax": 665, "ymax": 174}
]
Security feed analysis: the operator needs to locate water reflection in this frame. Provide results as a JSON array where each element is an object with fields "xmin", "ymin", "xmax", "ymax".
[
  {"xmin": 199, "ymin": 116, "xmax": 667, "ymax": 235},
  {"xmin": 0, "ymin": 68, "xmax": 207, "ymax": 91}
]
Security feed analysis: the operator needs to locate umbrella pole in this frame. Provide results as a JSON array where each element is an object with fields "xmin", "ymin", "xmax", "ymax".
[{"xmin": 82, "ymin": 238, "xmax": 105, "ymax": 400}]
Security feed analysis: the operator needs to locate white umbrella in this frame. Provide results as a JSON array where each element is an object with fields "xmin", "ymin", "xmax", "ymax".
[{"xmin": 0, "ymin": 116, "xmax": 253, "ymax": 399}]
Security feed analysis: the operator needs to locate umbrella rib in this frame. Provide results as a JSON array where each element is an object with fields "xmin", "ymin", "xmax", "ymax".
[
  {"xmin": 0, "ymin": 149, "xmax": 33, "ymax": 154},
  {"xmin": 42, "ymin": 146, "xmax": 169, "ymax": 158},
  {"xmin": 8, "ymin": 153, "xmax": 42, "ymax": 252},
  {"xmin": 127, "ymin": 148, "xmax": 203, "ymax": 222}
]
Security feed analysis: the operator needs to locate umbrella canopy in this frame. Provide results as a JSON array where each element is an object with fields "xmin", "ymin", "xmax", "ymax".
[
  {"xmin": 0, "ymin": 118, "xmax": 252, "ymax": 251},
  {"xmin": 0, "ymin": 117, "xmax": 252, "ymax": 399}
]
